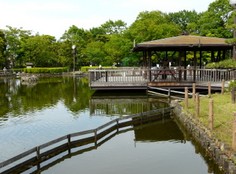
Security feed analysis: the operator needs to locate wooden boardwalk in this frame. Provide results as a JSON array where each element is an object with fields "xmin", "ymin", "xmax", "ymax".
[{"xmin": 89, "ymin": 68, "xmax": 236, "ymax": 90}]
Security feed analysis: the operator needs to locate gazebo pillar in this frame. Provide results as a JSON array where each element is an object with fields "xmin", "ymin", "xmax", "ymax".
[
  {"xmin": 184, "ymin": 51, "xmax": 187, "ymax": 80},
  {"xmin": 148, "ymin": 50, "xmax": 152, "ymax": 82},
  {"xmin": 211, "ymin": 51, "xmax": 215, "ymax": 62},
  {"xmin": 193, "ymin": 50, "xmax": 197, "ymax": 82},
  {"xmin": 143, "ymin": 51, "xmax": 147, "ymax": 67}
]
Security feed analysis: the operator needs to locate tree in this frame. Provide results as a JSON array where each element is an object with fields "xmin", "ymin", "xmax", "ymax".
[
  {"xmin": 84, "ymin": 41, "xmax": 106, "ymax": 66},
  {"xmin": 0, "ymin": 30, "xmax": 7, "ymax": 68},
  {"xmin": 100, "ymin": 20, "xmax": 127, "ymax": 35},
  {"xmin": 4, "ymin": 26, "xmax": 31, "ymax": 68},
  {"xmin": 20, "ymin": 35, "xmax": 58, "ymax": 67},
  {"xmin": 104, "ymin": 34, "xmax": 132, "ymax": 65},
  {"xmin": 168, "ymin": 10, "xmax": 201, "ymax": 34},
  {"xmin": 198, "ymin": 0, "xmax": 232, "ymax": 38},
  {"xmin": 126, "ymin": 11, "xmax": 181, "ymax": 43}
]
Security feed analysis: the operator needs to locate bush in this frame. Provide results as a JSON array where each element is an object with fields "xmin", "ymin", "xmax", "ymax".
[
  {"xmin": 23, "ymin": 67, "xmax": 69, "ymax": 73},
  {"xmin": 80, "ymin": 66, "xmax": 116, "ymax": 72},
  {"xmin": 206, "ymin": 59, "xmax": 236, "ymax": 69},
  {"xmin": 228, "ymin": 80, "xmax": 236, "ymax": 91}
]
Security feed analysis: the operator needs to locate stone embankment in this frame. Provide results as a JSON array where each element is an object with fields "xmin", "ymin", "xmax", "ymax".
[{"xmin": 172, "ymin": 101, "xmax": 236, "ymax": 174}]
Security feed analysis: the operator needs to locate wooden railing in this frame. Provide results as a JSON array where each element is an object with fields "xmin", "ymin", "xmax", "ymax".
[
  {"xmin": 89, "ymin": 68, "xmax": 148, "ymax": 83},
  {"xmin": 89, "ymin": 68, "xmax": 236, "ymax": 85},
  {"xmin": 0, "ymin": 107, "xmax": 173, "ymax": 174}
]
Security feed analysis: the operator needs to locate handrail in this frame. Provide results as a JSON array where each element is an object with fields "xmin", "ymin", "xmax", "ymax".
[
  {"xmin": 0, "ymin": 107, "xmax": 173, "ymax": 174},
  {"xmin": 89, "ymin": 68, "xmax": 236, "ymax": 85}
]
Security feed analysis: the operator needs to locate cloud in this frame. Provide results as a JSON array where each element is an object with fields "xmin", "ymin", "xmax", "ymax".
[{"xmin": 0, "ymin": 0, "xmax": 214, "ymax": 38}]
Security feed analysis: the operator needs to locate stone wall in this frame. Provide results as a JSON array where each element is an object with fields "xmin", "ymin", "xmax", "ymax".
[{"xmin": 172, "ymin": 101, "xmax": 236, "ymax": 174}]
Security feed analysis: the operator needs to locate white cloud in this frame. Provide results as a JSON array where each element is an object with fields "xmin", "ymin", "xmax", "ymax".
[{"xmin": 0, "ymin": 0, "xmax": 215, "ymax": 38}]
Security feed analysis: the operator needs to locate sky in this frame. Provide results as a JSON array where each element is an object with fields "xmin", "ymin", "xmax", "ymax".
[{"xmin": 0, "ymin": 0, "xmax": 215, "ymax": 38}]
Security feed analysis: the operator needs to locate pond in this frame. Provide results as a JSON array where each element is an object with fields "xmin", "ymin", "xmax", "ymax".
[{"xmin": 0, "ymin": 76, "xmax": 222, "ymax": 173}]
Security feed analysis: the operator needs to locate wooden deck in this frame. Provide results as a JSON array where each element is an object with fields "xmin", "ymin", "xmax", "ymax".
[{"xmin": 89, "ymin": 68, "xmax": 236, "ymax": 90}]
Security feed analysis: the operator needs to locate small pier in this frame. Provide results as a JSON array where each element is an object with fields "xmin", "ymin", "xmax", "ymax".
[{"xmin": 89, "ymin": 68, "xmax": 236, "ymax": 91}]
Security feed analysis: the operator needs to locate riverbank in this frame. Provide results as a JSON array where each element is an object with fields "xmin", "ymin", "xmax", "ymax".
[{"xmin": 172, "ymin": 95, "xmax": 236, "ymax": 173}]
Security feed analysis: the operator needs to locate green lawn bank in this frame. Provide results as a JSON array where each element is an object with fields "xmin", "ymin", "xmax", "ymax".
[{"xmin": 172, "ymin": 87, "xmax": 236, "ymax": 173}]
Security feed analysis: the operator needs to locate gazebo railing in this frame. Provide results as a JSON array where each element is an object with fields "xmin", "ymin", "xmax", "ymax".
[{"xmin": 89, "ymin": 68, "xmax": 236, "ymax": 85}]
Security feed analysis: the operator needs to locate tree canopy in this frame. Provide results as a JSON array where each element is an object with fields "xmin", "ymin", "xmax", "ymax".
[{"xmin": 0, "ymin": 0, "xmax": 234, "ymax": 70}]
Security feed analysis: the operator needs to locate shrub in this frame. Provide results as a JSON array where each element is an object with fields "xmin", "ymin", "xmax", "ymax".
[
  {"xmin": 228, "ymin": 80, "xmax": 236, "ymax": 91},
  {"xmin": 23, "ymin": 67, "xmax": 69, "ymax": 73},
  {"xmin": 80, "ymin": 66, "xmax": 116, "ymax": 72},
  {"xmin": 206, "ymin": 59, "xmax": 236, "ymax": 69}
]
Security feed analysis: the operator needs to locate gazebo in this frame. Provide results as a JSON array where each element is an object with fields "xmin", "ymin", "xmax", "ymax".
[
  {"xmin": 132, "ymin": 35, "xmax": 233, "ymax": 84},
  {"xmin": 133, "ymin": 35, "xmax": 232, "ymax": 67},
  {"xmin": 89, "ymin": 35, "xmax": 235, "ymax": 91}
]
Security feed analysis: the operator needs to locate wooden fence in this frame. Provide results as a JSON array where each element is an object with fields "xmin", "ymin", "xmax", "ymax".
[{"xmin": 0, "ymin": 107, "xmax": 173, "ymax": 174}]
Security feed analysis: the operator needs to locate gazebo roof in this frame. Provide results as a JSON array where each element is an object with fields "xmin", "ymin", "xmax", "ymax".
[{"xmin": 133, "ymin": 35, "xmax": 233, "ymax": 52}]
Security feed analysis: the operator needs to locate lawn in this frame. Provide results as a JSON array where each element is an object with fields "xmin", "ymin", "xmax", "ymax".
[{"xmin": 183, "ymin": 92, "xmax": 236, "ymax": 146}]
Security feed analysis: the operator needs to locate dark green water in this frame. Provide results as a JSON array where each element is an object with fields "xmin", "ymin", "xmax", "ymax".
[{"xmin": 0, "ymin": 76, "xmax": 222, "ymax": 174}]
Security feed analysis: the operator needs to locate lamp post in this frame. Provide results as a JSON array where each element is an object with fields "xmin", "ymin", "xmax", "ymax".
[
  {"xmin": 230, "ymin": 0, "xmax": 236, "ymax": 60},
  {"xmin": 72, "ymin": 45, "xmax": 76, "ymax": 73}
]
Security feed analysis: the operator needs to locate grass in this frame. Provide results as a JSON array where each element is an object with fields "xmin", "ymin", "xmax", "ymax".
[{"xmin": 182, "ymin": 92, "xmax": 236, "ymax": 146}]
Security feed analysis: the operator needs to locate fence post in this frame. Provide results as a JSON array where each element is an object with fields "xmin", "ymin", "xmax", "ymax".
[
  {"xmin": 36, "ymin": 147, "xmax": 41, "ymax": 170},
  {"xmin": 192, "ymin": 83, "xmax": 196, "ymax": 101},
  {"xmin": 116, "ymin": 119, "xmax": 119, "ymax": 132},
  {"xmin": 232, "ymin": 112, "xmax": 236, "ymax": 151},
  {"xmin": 232, "ymin": 87, "xmax": 236, "ymax": 104},
  {"xmin": 195, "ymin": 93, "xmax": 200, "ymax": 117},
  {"xmin": 168, "ymin": 88, "xmax": 171, "ymax": 98},
  {"xmin": 185, "ymin": 87, "xmax": 188, "ymax": 110},
  {"xmin": 67, "ymin": 134, "xmax": 71, "ymax": 154},
  {"xmin": 208, "ymin": 99, "xmax": 214, "ymax": 131},
  {"xmin": 94, "ymin": 130, "xmax": 97, "ymax": 146},
  {"xmin": 105, "ymin": 71, "xmax": 108, "ymax": 82},
  {"xmin": 208, "ymin": 82, "xmax": 211, "ymax": 98},
  {"xmin": 221, "ymin": 79, "xmax": 225, "ymax": 94}
]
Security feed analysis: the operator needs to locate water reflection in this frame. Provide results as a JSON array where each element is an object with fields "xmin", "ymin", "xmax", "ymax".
[
  {"xmin": 0, "ymin": 77, "xmax": 223, "ymax": 174},
  {"xmin": 43, "ymin": 120, "xmax": 222, "ymax": 174},
  {"xmin": 90, "ymin": 91, "xmax": 168, "ymax": 116},
  {"xmin": 0, "ymin": 77, "xmax": 167, "ymax": 162}
]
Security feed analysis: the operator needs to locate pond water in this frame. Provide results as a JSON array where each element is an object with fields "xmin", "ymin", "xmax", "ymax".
[{"xmin": 0, "ymin": 76, "xmax": 222, "ymax": 173}]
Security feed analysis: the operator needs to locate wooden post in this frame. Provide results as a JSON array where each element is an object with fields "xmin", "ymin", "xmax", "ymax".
[
  {"xmin": 195, "ymin": 93, "xmax": 200, "ymax": 117},
  {"xmin": 208, "ymin": 82, "xmax": 211, "ymax": 98},
  {"xmin": 192, "ymin": 83, "xmax": 196, "ymax": 101},
  {"xmin": 168, "ymin": 88, "xmax": 171, "ymax": 98},
  {"xmin": 94, "ymin": 130, "xmax": 97, "ymax": 146},
  {"xmin": 185, "ymin": 87, "xmax": 188, "ymax": 109},
  {"xmin": 105, "ymin": 71, "xmax": 108, "ymax": 82},
  {"xmin": 232, "ymin": 112, "xmax": 236, "ymax": 151},
  {"xmin": 116, "ymin": 119, "xmax": 119, "ymax": 132},
  {"xmin": 36, "ymin": 147, "xmax": 41, "ymax": 170},
  {"xmin": 221, "ymin": 79, "xmax": 225, "ymax": 94},
  {"xmin": 208, "ymin": 99, "xmax": 214, "ymax": 131},
  {"xmin": 232, "ymin": 87, "xmax": 236, "ymax": 104},
  {"xmin": 67, "ymin": 135, "xmax": 71, "ymax": 154}
]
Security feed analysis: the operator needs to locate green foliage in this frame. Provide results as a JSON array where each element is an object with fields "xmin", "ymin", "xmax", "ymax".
[
  {"xmin": 169, "ymin": 10, "xmax": 200, "ymax": 34},
  {"xmin": 126, "ymin": 11, "xmax": 181, "ymax": 42},
  {"xmin": 228, "ymin": 80, "xmax": 236, "ymax": 91},
  {"xmin": 197, "ymin": 0, "xmax": 232, "ymax": 38},
  {"xmin": 23, "ymin": 67, "xmax": 68, "ymax": 73},
  {"xmin": 1, "ymin": 0, "xmax": 236, "ymax": 70},
  {"xmin": 20, "ymin": 35, "xmax": 58, "ymax": 67},
  {"xmin": 80, "ymin": 66, "xmax": 116, "ymax": 72},
  {"xmin": 0, "ymin": 30, "xmax": 6, "ymax": 68},
  {"xmin": 205, "ymin": 59, "xmax": 236, "ymax": 69}
]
